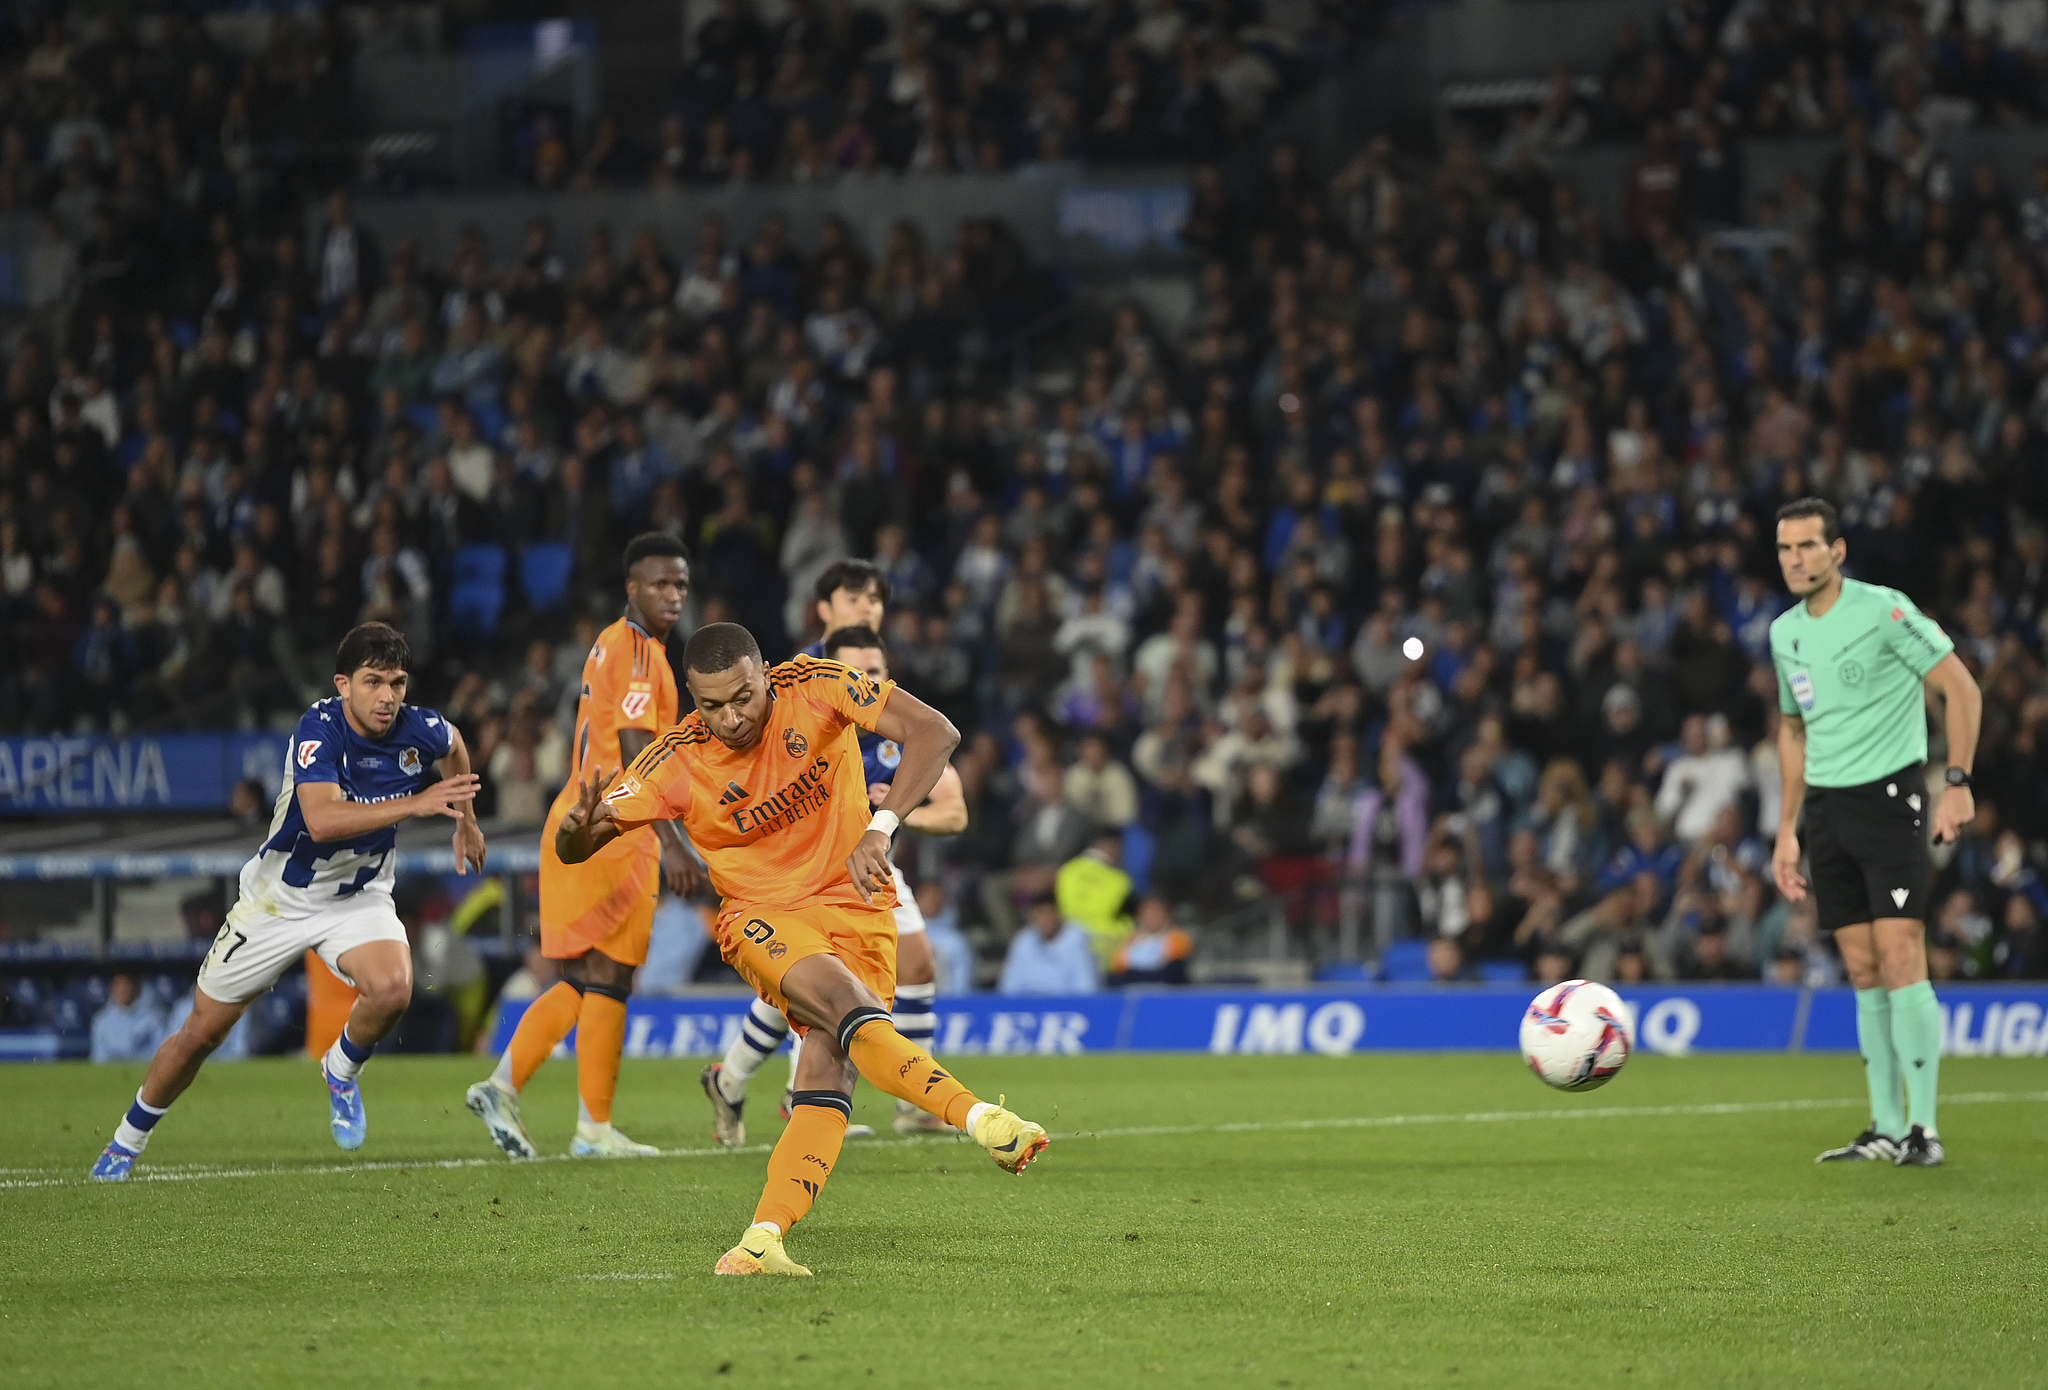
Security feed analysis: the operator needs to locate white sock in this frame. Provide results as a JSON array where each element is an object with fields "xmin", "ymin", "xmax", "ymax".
[
  {"xmin": 489, "ymin": 1048, "xmax": 516, "ymax": 1091},
  {"xmin": 786, "ymin": 1029, "xmax": 804, "ymax": 1090},
  {"xmin": 963, "ymin": 1101, "xmax": 994, "ymax": 1134},
  {"xmin": 753, "ymin": 1221, "xmax": 782, "ymax": 1237},
  {"xmin": 718, "ymin": 1000, "xmax": 791, "ymax": 1103},
  {"xmin": 322, "ymin": 1028, "xmax": 372, "ymax": 1083}
]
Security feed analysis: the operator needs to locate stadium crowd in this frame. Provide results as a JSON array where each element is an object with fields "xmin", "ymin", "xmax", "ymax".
[
  {"xmin": 4, "ymin": 0, "xmax": 2048, "ymax": 996},
  {"xmin": 536, "ymin": 0, "xmax": 1383, "ymax": 189}
]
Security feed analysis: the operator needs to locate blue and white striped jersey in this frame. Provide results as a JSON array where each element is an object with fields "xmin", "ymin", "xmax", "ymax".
[{"xmin": 238, "ymin": 698, "xmax": 454, "ymax": 918}]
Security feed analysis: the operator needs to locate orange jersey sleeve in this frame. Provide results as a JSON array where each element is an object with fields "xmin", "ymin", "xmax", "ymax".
[
  {"xmin": 603, "ymin": 721, "xmax": 706, "ymax": 833},
  {"xmin": 609, "ymin": 657, "xmax": 896, "ymax": 913}
]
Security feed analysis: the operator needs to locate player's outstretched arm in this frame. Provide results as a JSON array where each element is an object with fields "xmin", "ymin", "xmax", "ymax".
[
  {"xmin": 620, "ymin": 727, "xmax": 712, "ymax": 896},
  {"xmin": 555, "ymin": 764, "xmax": 625, "ymax": 865},
  {"xmin": 438, "ymin": 725, "xmax": 487, "ymax": 875},
  {"xmin": 1925, "ymin": 652, "xmax": 1981, "ymax": 844},
  {"xmin": 849, "ymin": 686, "xmax": 959, "ymax": 901},
  {"xmin": 298, "ymin": 773, "xmax": 481, "ymax": 843}
]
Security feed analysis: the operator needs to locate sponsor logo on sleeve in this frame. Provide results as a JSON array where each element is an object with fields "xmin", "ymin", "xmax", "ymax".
[
  {"xmin": 621, "ymin": 691, "xmax": 652, "ymax": 719},
  {"xmin": 1789, "ymin": 671, "xmax": 1816, "ymax": 711},
  {"xmin": 296, "ymin": 739, "xmax": 322, "ymax": 768}
]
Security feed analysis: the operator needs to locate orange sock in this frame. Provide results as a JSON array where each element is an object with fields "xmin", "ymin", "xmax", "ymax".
[
  {"xmin": 501, "ymin": 981, "xmax": 581, "ymax": 1091},
  {"xmin": 575, "ymin": 990, "xmax": 628, "ymax": 1124},
  {"xmin": 844, "ymin": 1015, "xmax": 981, "ymax": 1129},
  {"xmin": 752, "ymin": 1093, "xmax": 849, "ymax": 1234}
]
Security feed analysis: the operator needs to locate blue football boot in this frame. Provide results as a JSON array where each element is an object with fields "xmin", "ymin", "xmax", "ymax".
[
  {"xmin": 90, "ymin": 1141, "xmax": 138, "ymax": 1182},
  {"xmin": 324, "ymin": 1064, "xmax": 367, "ymax": 1151}
]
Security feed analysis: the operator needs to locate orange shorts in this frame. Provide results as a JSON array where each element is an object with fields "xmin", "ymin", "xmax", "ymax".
[
  {"xmin": 539, "ymin": 859, "xmax": 658, "ymax": 966},
  {"xmin": 715, "ymin": 900, "xmax": 897, "ymax": 1031}
]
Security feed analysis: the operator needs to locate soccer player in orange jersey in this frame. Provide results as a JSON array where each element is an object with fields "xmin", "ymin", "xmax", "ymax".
[
  {"xmin": 557, "ymin": 622, "xmax": 1050, "ymax": 1276},
  {"xmin": 465, "ymin": 533, "xmax": 710, "ymax": 1159}
]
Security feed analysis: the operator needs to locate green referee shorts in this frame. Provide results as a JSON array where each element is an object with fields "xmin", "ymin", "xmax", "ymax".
[{"xmin": 1802, "ymin": 767, "xmax": 1935, "ymax": 932}]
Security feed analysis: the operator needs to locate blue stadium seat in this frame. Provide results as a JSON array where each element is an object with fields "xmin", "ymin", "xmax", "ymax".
[
  {"xmin": 1313, "ymin": 961, "xmax": 1373, "ymax": 983},
  {"xmin": 1478, "ymin": 959, "xmax": 1529, "ymax": 985},
  {"xmin": 449, "ymin": 578, "xmax": 505, "ymax": 639},
  {"xmin": 453, "ymin": 544, "xmax": 508, "ymax": 587},
  {"xmin": 470, "ymin": 399, "xmax": 507, "ymax": 442},
  {"xmin": 1120, "ymin": 821, "xmax": 1155, "ymax": 896},
  {"xmin": 1379, "ymin": 939, "xmax": 1434, "ymax": 983},
  {"xmin": 520, "ymin": 542, "xmax": 574, "ymax": 610}
]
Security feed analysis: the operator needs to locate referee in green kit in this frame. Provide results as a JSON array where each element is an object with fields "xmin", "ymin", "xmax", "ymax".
[{"xmin": 1769, "ymin": 498, "xmax": 1982, "ymax": 1167}]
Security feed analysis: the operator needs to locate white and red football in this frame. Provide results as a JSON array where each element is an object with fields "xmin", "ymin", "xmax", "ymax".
[{"xmin": 1520, "ymin": 980, "xmax": 1633, "ymax": 1091}]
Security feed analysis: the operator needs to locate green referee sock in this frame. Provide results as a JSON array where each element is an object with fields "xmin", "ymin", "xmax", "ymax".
[
  {"xmin": 1854, "ymin": 987, "xmax": 1907, "ymax": 1140},
  {"xmin": 1888, "ymin": 980, "xmax": 1942, "ymax": 1136}
]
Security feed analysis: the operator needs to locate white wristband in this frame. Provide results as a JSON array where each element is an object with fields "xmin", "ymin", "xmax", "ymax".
[{"xmin": 868, "ymin": 810, "xmax": 900, "ymax": 839}]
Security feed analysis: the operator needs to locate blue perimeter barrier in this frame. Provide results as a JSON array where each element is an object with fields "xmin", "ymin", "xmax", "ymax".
[
  {"xmin": 0, "ymin": 733, "xmax": 292, "ymax": 812},
  {"xmin": 487, "ymin": 985, "xmax": 2048, "ymax": 1059},
  {"xmin": 0, "ymin": 845, "xmax": 544, "ymax": 879}
]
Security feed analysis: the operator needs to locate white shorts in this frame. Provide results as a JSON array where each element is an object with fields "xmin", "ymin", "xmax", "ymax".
[
  {"xmin": 197, "ymin": 892, "xmax": 409, "ymax": 1005},
  {"xmin": 891, "ymin": 863, "xmax": 926, "ymax": 937}
]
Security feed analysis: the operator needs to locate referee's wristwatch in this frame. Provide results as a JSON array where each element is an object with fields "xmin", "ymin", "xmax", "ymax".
[{"xmin": 1944, "ymin": 767, "xmax": 1972, "ymax": 789}]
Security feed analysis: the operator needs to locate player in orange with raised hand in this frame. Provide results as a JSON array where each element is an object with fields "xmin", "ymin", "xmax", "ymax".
[
  {"xmin": 557, "ymin": 622, "xmax": 1050, "ymax": 1276},
  {"xmin": 465, "ymin": 533, "xmax": 710, "ymax": 1160}
]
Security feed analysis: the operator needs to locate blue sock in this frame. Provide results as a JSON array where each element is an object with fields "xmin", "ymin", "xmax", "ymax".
[
  {"xmin": 893, "ymin": 981, "xmax": 937, "ymax": 1049},
  {"xmin": 114, "ymin": 1091, "xmax": 167, "ymax": 1153},
  {"xmin": 337, "ymin": 1027, "xmax": 373, "ymax": 1065}
]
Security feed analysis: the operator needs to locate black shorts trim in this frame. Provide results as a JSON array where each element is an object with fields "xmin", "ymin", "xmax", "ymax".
[{"xmin": 1803, "ymin": 767, "xmax": 1934, "ymax": 932}]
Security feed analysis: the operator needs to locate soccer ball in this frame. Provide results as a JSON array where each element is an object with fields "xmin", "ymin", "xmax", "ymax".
[{"xmin": 1520, "ymin": 980, "xmax": 1632, "ymax": 1090}]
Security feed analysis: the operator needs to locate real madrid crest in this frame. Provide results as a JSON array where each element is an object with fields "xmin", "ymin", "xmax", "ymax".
[{"xmin": 784, "ymin": 727, "xmax": 808, "ymax": 757}]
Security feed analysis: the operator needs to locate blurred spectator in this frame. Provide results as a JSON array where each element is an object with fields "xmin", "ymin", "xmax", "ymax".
[
  {"xmin": 89, "ymin": 973, "xmax": 162, "ymax": 1063},
  {"xmin": 998, "ymin": 892, "xmax": 1099, "ymax": 995},
  {"xmin": 1654, "ymin": 714, "xmax": 1751, "ymax": 845},
  {"xmin": 1107, "ymin": 895, "xmax": 1193, "ymax": 986},
  {"xmin": 1065, "ymin": 732, "xmax": 1138, "ymax": 828},
  {"xmin": 917, "ymin": 880, "xmax": 977, "ymax": 997},
  {"xmin": 1054, "ymin": 826, "xmax": 1134, "ymax": 964}
]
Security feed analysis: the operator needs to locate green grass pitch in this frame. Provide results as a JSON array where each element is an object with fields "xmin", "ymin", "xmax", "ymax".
[{"xmin": 2, "ymin": 1052, "xmax": 2045, "ymax": 1389}]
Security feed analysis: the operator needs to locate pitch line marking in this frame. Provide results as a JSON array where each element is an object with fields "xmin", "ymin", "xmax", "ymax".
[
  {"xmin": 571, "ymin": 1273, "xmax": 674, "ymax": 1281},
  {"xmin": 10, "ymin": 1090, "xmax": 2046, "ymax": 1192}
]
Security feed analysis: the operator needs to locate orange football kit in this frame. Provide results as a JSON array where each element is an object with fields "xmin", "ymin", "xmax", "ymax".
[
  {"xmin": 606, "ymin": 656, "xmax": 1026, "ymax": 1247},
  {"xmin": 501, "ymin": 617, "xmax": 678, "ymax": 1123}
]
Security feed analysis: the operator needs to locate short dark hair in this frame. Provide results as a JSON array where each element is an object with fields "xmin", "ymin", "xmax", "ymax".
[
  {"xmin": 813, "ymin": 558, "xmax": 889, "ymax": 608},
  {"xmin": 1775, "ymin": 496, "xmax": 1840, "ymax": 544},
  {"xmin": 820, "ymin": 624, "xmax": 884, "ymax": 661},
  {"xmin": 684, "ymin": 621, "xmax": 761, "ymax": 674},
  {"xmin": 336, "ymin": 622, "xmax": 409, "ymax": 676},
  {"xmin": 623, "ymin": 531, "xmax": 691, "ymax": 573}
]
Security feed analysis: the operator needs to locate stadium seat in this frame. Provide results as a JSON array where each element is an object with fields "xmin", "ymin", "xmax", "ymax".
[
  {"xmin": 1312, "ymin": 962, "xmax": 1372, "ymax": 983},
  {"xmin": 449, "ymin": 578, "xmax": 505, "ymax": 639},
  {"xmin": 1120, "ymin": 821, "xmax": 1155, "ymax": 896},
  {"xmin": 1378, "ymin": 939, "xmax": 1434, "ymax": 983},
  {"xmin": 453, "ymin": 544, "xmax": 508, "ymax": 587},
  {"xmin": 470, "ymin": 399, "xmax": 507, "ymax": 442},
  {"xmin": 519, "ymin": 543, "xmax": 575, "ymax": 610},
  {"xmin": 1478, "ymin": 959, "xmax": 1529, "ymax": 985}
]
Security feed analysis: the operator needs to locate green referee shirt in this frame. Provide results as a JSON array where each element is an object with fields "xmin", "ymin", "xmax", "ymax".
[{"xmin": 1770, "ymin": 578, "xmax": 1954, "ymax": 788}]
